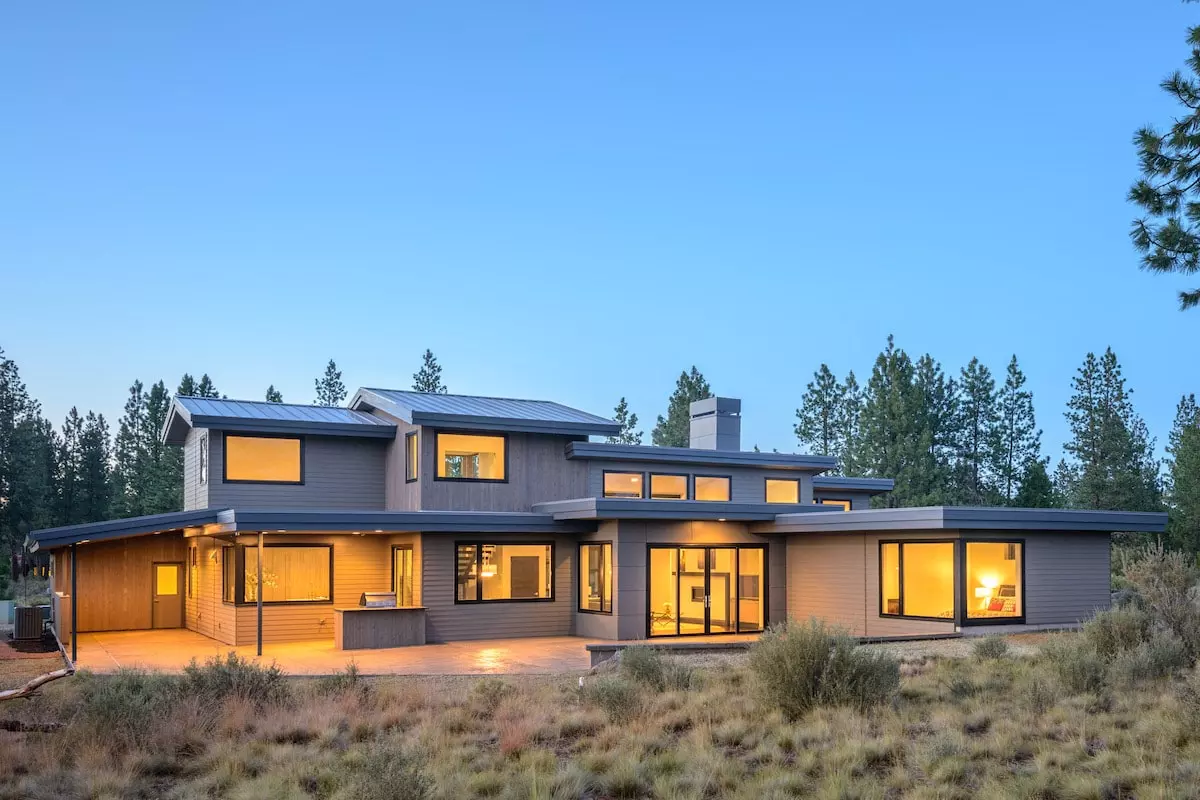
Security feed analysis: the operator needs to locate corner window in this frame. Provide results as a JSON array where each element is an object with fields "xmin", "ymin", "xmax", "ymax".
[
  {"xmin": 405, "ymin": 431, "xmax": 419, "ymax": 483},
  {"xmin": 579, "ymin": 542, "xmax": 612, "ymax": 614},
  {"xmin": 224, "ymin": 434, "xmax": 303, "ymax": 483},
  {"xmin": 694, "ymin": 475, "xmax": 731, "ymax": 502},
  {"xmin": 456, "ymin": 543, "xmax": 554, "ymax": 603},
  {"xmin": 649, "ymin": 474, "xmax": 688, "ymax": 500},
  {"xmin": 603, "ymin": 472, "xmax": 644, "ymax": 498},
  {"xmin": 816, "ymin": 498, "xmax": 852, "ymax": 511},
  {"xmin": 880, "ymin": 541, "xmax": 955, "ymax": 620},
  {"xmin": 765, "ymin": 478, "xmax": 799, "ymax": 503},
  {"xmin": 222, "ymin": 544, "xmax": 333, "ymax": 604},
  {"xmin": 965, "ymin": 541, "xmax": 1023, "ymax": 622},
  {"xmin": 199, "ymin": 433, "xmax": 209, "ymax": 485},
  {"xmin": 436, "ymin": 432, "xmax": 506, "ymax": 481}
]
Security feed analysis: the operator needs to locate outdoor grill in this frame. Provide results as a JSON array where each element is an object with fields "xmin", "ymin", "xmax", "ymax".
[{"xmin": 360, "ymin": 591, "xmax": 396, "ymax": 608}]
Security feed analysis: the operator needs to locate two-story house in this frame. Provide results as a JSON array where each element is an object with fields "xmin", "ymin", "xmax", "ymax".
[{"xmin": 28, "ymin": 389, "xmax": 1166, "ymax": 656}]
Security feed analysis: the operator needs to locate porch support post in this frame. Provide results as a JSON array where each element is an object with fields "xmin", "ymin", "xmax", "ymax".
[
  {"xmin": 256, "ymin": 531, "xmax": 263, "ymax": 657},
  {"xmin": 70, "ymin": 543, "xmax": 78, "ymax": 663}
]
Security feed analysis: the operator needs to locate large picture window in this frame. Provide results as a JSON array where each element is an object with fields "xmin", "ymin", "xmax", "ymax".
[
  {"xmin": 765, "ymin": 478, "xmax": 799, "ymax": 503},
  {"xmin": 965, "ymin": 541, "xmax": 1023, "ymax": 622},
  {"xmin": 436, "ymin": 432, "xmax": 506, "ymax": 481},
  {"xmin": 456, "ymin": 543, "xmax": 554, "ymax": 603},
  {"xmin": 579, "ymin": 542, "xmax": 612, "ymax": 613},
  {"xmin": 603, "ymin": 472, "xmax": 644, "ymax": 498},
  {"xmin": 880, "ymin": 541, "xmax": 955, "ymax": 620},
  {"xmin": 694, "ymin": 475, "xmax": 731, "ymax": 502},
  {"xmin": 224, "ymin": 434, "xmax": 303, "ymax": 483},
  {"xmin": 222, "ymin": 544, "xmax": 332, "ymax": 604}
]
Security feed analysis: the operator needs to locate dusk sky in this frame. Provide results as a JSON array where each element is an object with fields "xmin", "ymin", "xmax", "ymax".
[{"xmin": 2, "ymin": 2, "xmax": 1197, "ymax": 460}]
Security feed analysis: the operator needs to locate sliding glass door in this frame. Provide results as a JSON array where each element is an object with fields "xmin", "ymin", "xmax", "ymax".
[{"xmin": 648, "ymin": 545, "xmax": 766, "ymax": 637}]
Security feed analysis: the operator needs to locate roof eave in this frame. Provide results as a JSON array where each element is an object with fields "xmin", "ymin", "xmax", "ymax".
[{"xmin": 565, "ymin": 441, "xmax": 838, "ymax": 471}]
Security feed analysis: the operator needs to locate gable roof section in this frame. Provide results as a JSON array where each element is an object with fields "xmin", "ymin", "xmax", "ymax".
[
  {"xmin": 350, "ymin": 388, "xmax": 621, "ymax": 437},
  {"xmin": 565, "ymin": 441, "xmax": 837, "ymax": 471},
  {"xmin": 757, "ymin": 506, "xmax": 1168, "ymax": 534},
  {"xmin": 162, "ymin": 397, "xmax": 396, "ymax": 444}
]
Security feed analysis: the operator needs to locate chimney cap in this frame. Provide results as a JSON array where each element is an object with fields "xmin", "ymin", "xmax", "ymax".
[{"xmin": 689, "ymin": 397, "xmax": 741, "ymax": 418}]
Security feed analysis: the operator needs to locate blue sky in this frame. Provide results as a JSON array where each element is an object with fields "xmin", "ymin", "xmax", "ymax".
[{"xmin": 1, "ymin": 2, "xmax": 1197, "ymax": 461}]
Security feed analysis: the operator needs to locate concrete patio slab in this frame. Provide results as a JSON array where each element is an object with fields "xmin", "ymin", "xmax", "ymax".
[{"xmin": 72, "ymin": 629, "xmax": 593, "ymax": 675}]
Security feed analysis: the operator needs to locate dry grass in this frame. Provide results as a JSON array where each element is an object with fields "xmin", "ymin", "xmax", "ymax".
[{"xmin": 1, "ymin": 638, "xmax": 1200, "ymax": 799}]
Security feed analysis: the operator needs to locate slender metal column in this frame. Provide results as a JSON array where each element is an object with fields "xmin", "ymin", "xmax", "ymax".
[
  {"xmin": 256, "ymin": 531, "xmax": 264, "ymax": 657},
  {"xmin": 70, "ymin": 543, "xmax": 78, "ymax": 662}
]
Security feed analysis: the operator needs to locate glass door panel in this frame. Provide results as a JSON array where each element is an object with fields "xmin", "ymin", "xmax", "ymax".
[
  {"xmin": 649, "ymin": 547, "xmax": 678, "ymax": 637},
  {"xmin": 677, "ymin": 548, "xmax": 707, "ymax": 635},
  {"xmin": 708, "ymin": 547, "xmax": 737, "ymax": 633},
  {"xmin": 393, "ymin": 546, "xmax": 414, "ymax": 607},
  {"xmin": 737, "ymin": 547, "xmax": 765, "ymax": 632}
]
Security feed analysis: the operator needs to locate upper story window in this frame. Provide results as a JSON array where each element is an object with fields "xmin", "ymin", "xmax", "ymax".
[
  {"xmin": 436, "ymin": 432, "xmax": 506, "ymax": 481},
  {"xmin": 694, "ymin": 475, "xmax": 731, "ymax": 502},
  {"xmin": 816, "ymin": 498, "xmax": 852, "ymax": 511},
  {"xmin": 405, "ymin": 431, "xmax": 418, "ymax": 483},
  {"xmin": 199, "ymin": 433, "xmax": 209, "ymax": 485},
  {"xmin": 765, "ymin": 478, "xmax": 799, "ymax": 503},
  {"xmin": 224, "ymin": 434, "xmax": 303, "ymax": 484},
  {"xmin": 603, "ymin": 472, "xmax": 644, "ymax": 498},
  {"xmin": 650, "ymin": 473, "xmax": 688, "ymax": 500}
]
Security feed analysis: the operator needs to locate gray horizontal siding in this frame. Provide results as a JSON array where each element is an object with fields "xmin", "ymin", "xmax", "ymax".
[
  {"xmin": 588, "ymin": 463, "xmax": 815, "ymax": 506},
  {"xmin": 1017, "ymin": 532, "xmax": 1111, "ymax": 626},
  {"xmin": 206, "ymin": 432, "xmax": 387, "ymax": 510},
  {"xmin": 421, "ymin": 534, "xmax": 574, "ymax": 642},
  {"xmin": 182, "ymin": 428, "xmax": 208, "ymax": 511}
]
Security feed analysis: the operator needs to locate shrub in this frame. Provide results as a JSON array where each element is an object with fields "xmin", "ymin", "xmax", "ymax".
[
  {"xmin": 1108, "ymin": 632, "xmax": 1189, "ymax": 687},
  {"xmin": 662, "ymin": 660, "xmax": 695, "ymax": 692},
  {"xmin": 972, "ymin": 636, "xmax": 1010, "ymax": 660},
  {"xmin": 74, "ymin": 668, "xmax": 182, "ymax": 748},
  {"xmin": 469, "ymin": 677, "xmax": 514, "ymax": 715},
  {"xmin": 1041, "ymin": 635, "xmax": 1106, "ymax": 695},
  {"xmin": 1120, "ymin": 542, "xmax": 1200, "ymax": 660},
  {"xmin": 336, "ymin": 738, "xmax": 431, "ymax": 800},
  {"xmin": 748, "ymin": 619, "xmax": 900, "ymax": 721},
  {"xmin": 620, "ymin": 646, "xmax": 666, "ymax": 690},
  {"xmin": 317, "ymin": 662, "xmax": 368, "ymax": 696},
  {"xmin": 1082, "ymin": 606, "xmax": 1152, "ymax": 661},
  {"xmin": 581, "ymin": 676, "xmax": 642, "ymax": 723},
  {"xmin": 182, "ymin": 652, "xmax": 291, "ymax": 707}
]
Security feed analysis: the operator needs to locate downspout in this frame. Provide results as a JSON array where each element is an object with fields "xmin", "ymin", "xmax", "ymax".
[
  {"xmin": 256, "ymin": 531, "xmax": 263, "ymax": 657},
  {"xmin": 70, "ymin": 543, "xmax": 78, "ymax": 663}
]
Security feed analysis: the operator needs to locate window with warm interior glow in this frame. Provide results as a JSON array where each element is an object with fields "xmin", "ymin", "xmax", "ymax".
[
  {"xmin": 456, "ymin": 543, "xmax": 553, "ymax": 602},
  {"xmin": 603, "ymin": 472, "xmax": 644, "ymax": 498},
  {"xmin": 765, "ymin": 478, "xmax": 799, "ymax": 503},
  {"xmin": 436, "ymin": 433, "xmax": 506, "ymax": 480},
  {"xmin": 405, "ymin": 431, "xmax": 418, "ymax": 482},
  {"xmin": 650, "ymin": 474, "xmax": 688, "ymax": 499},
  {"xmin": 579, "ymin": 542, "xmax": 612, "ymax": 613},
  {"xmin": 155, "ymin": 564, "xmax": 179, "ymax": 595},
  {"xmin": 224, "ymin": 435, "xmax": 302, "ymax": 483},
  {"xmin": 880, "ymin": 541, "xmax": 955, "ymax": 619},
  {"xmin": 223, "ymin": 545, "xmax": 332, "ymax": 604},
  {"xmin": 222, "ymin": 547, "xmax": 236, "ymax": 603},
  {"xmin": 965, "ymin": 541, "xmax": 1023, "ymax": 621},
  {"xmin": 694, "ymin": 476, "xmax": 731, "ymax": 502},
  {"xmin": 816, "ymin": 498, "xmax": 852, "ymax": 510}
]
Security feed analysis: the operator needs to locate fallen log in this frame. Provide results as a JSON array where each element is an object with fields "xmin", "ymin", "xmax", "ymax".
[{"xmin": 0, "ymin": 667, "xmax": 75, "ymax": 702}]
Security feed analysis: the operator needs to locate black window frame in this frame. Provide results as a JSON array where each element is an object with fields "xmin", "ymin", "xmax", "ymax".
[
  {"xmin": 644, "ymin": 543, "xmax": 770, "ymax": 636},
  {"xmin": 648, "ymin": 472, "xmax": 690, "ymax": 500},
  {"xmin": 602, "ymin": 470, "xmax": 646, "ymax": 499},
  {"xmin": 391, "ymin": 543, "xmax": 416, "ymax": 607},
  {"xmin": 405, "ymin": 431, "xmax": 419, "ymax": 483},
  {"xmin": 453, "ymin": 541, "xmax": 556, "ymax": 604},
  {"xmin": 764, "ymin": 477, "xmax": 801, "ymax": 504},
  {"xmin": 433, "ymin": 430, "xmax": 510, "ymax": 483},
  {"xmin": 220, "ymin": 542, "xmax": 334, "ymax": 606},
  {"xmin": 693, "ymin": 474, "xmax": 733, "ymax": 502},
  {"xmin": 960, "ymin": 538, "xmax": 1027, "ymax": 627},
  {"xmin": 578, "ymin": 541, "xmax": 613, "ymax": 615},
  {"xmin": 815, "ymin": 497, "xmax": 853, "ymax": 510},
  {"xmin": 221, "ymin": 432, "xmax": 305, "ymax": 485},
  {"xmin": 878, "ymin": 539, "xmax": 957, "ymax": 622}
]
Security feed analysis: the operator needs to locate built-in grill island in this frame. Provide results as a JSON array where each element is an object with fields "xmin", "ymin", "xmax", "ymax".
[{"xmin": 332, "ymin": 592, "xmax": 426, "ymax": 650}]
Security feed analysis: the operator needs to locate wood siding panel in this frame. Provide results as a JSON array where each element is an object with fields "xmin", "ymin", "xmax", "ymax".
[
  {"xmin": 65, "ymin": 535, "xmax": 187, "ymax": 632},
  {"xmin": 421, "ymin": 535, "xmax": 574, "ymax": 642},
  {"xmin": 421, "ymin": 433, "xmax": 589, "ymax": 511},
  {"xmin": 182, "ymin": 428, "xmax": 209, "ymax": 511},
  {"xmin": 380, "ymin": 414, "xmax": 421, "ymax": 511},
  {"xmin": 207, "ymin": 433, "xmax": 388, "ymax": 510},
  {"xmin": 185, "ymin": 536, "xmax": 236, "ymax": 645}
]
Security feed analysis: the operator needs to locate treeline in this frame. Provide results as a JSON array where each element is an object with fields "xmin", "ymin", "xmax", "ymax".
[
  {"xmin": 612, "ymin": 336, "xmax": 1200, "ymax": 555},
  {"xmin": 0, "ymin": 347, "xmax": 451, "ymax": 569}
]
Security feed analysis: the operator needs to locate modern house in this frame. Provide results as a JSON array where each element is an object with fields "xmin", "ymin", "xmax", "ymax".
[{"xmin": 27, "ymin": 390, "xmax": 1166, "ymax": 656}]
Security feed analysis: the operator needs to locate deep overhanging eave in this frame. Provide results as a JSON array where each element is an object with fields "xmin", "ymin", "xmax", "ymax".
[{"xmin": 753, "ymin": 506, "xmax": 1170, "ymax": 535}]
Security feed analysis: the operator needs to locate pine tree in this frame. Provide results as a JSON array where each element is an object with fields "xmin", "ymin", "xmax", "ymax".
[
  {"xmin": 57, "ymin": 408, "xmax": 85, "ymax": 525},
  {"xmin": 1165, "ymin": 394, "xmax": 1200, "ymax": 553},
  {"xmin": 651, "ymin": 367, "xmax": 712, "ymax": 448},
  {"xmin": 412, "ymin": 350, "xmax": 448, "ymax": 394},
  {"xmin": 608, "ymin": 397, "xmax": 642, "ymax": 445},
  {"xmin": 6, "ymin": 415, "xmax": 58, "ymax": 539},
  {"xmin": 177, "ymin": 374, "xmax": 197, "ymax": 396},
  {"xmin": 994, "ymin": 356, "xmax": 1042, "ymax": 504},
  {"xmin": 837, "ymin": 371, "xmax": 865, "ymax": 476},
  {"xmin": 859, "ymin": 336, "xmax": 925, "ymax": 507},
  {"xmin": 113, "ymin": 380, "xmax": 147, "ymax": 516},
  {"xmin": 1061, "ymin": 348, "xmax": 1160, "ymax": 511},
  {"xmin": 265, "ymin": 385, "xmax": 283, "ymax": 403},
  {"xmin": 0, "ymin": 347, "xmax": 34, "ymax": 557},
  {"xmin": 794, "ymin": 365, "xmax": 843, "ymax": 459},
  {"xmin": 952, "ymin": 358, "xmax": 999, "ymax": 505},
  {"xmin": 195, "ymin": 374, "xmax": 220, "ymax": 398},
  {"xmin": 314, "ymin": 360, "xmax": 347, "ymax": 406},
  {"xmin": 1013, "ymin": 458, "xmax": 1057, "ymax": 508},
  {"xmin": 913, "ymin": 354, "xmax": 958, "ymax": 504},
  {"xmin": 143, "ymin": 381, "xmax": 179, "ymax": 514},
  {"xmin": 78, "ymin": 412, "xmax": 112, "ymax": 522}
]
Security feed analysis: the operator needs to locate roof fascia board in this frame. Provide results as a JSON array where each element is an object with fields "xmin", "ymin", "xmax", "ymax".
[
  {"xmin": 227, "ymin": 510, "xmax": 591, "ymax": 534},
  {"xmin": 565, "ymin": 441, "xmax": 837, "ymax": 471},
  {"xmin": 188, "ymin": 416, "xmax": 396, "ymax": 439},
  {"xmin": 410, "ymin": 412, "xmax": 618, "ymax": 436},
  {"xmin": 756, "ymin": 507, "xmax": 1168, "ymax": 534},
  {"xmin": 28, "ymin": 509, "xmax": 227, "ymax": 551},
  {"xmin": 532, "ymin": 498, "xmax": 843, "ymax": 522}
]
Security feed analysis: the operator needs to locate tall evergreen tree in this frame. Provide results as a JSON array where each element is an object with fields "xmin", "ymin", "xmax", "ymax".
[
  {"xmin": 265, "ymin": 385, "xmax": 283, "ymax": 403},
  {"xmin": 195, "ymin": 374, "xmax": 220, "ymax": 398},
  {"xmin": 6, "ymin": 415, "xmax": 58, "ymax": 543},
  {"xmin": 177, "ymin": 374, "xmax": 197, "ymax": 397},
  {"xmin": 1060, "ymin": 348, "xmax": 1160, "ymax": 511},
  {"xmin": 1165, "ymin": 394, "xmax": 1200, "ymax": 553},
  {"xmin": 993, "ymin": 355, "xmax": 1041, "ymax": 504},
  {"xmin": 78, "ymin": 412, "xmax": 112, "ymax": 522},
  {"xmin": 651, "ymin": 367, "xmax": 712, "ymax": 448},
  {"xmin": 952, "ymin": 358, "xmax": 999, "ymax": 505},
  {"xmin": 412, "ymin": 350, "xmax": 448, "ymax": 394},
  {"xmin": 57, "ymin": 408, "xmax": 85, "ymax": 525},
  {"xmin": 314, "ymin": 360, "xmax": 347, "ymax": 406},
  {"xmin": 837, "ymin": 371, "xmax": 865, "ymax": 476},
  {"xmin": 143, "ymin": 381, "xmax": 179, "ymax": 514},
  {"xmin": 859, "ymin": 336, "xmax": 926, "ymax": 507},
  {"xmin": 608, "ymin": 397, "xmax": 643, "ymax": 445},
  {"xmin": 913, "ymin": 354, "xmax": 958, "ymax": 504},
  {"xmin": 113, "ymin": 380, "xmax": 147, "ymax": 517},
  {"xmin": 0, "ymin": 347, "xmax": 34, "ymax": 558},
  {"xmin": 794, "ymin": 365, "xmax": 843, "ymax": 460},
  {"xmin": 1013, "ymin": 458, "xmax": 1057, "ymax": 508}
]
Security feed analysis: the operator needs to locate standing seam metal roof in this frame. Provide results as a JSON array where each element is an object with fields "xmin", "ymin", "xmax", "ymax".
[
  {"xmin": 174, "ymin": 397, "xmax": 392, "ymax": 426},
  {"xmin": 352, "ymin": 388, "xmax": 621, "ymax": 435}
]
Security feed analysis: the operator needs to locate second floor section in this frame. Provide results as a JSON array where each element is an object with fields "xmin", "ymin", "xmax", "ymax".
[{"xmin": 166, "ymin": 392, "xmax": 893, "ymax": 514}]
